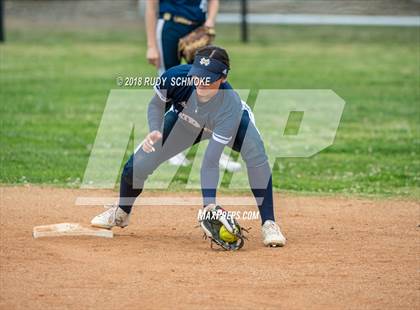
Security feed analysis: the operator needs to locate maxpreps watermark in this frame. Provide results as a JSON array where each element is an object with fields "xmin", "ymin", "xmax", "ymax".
[
  {"xmin": 82, "ymin": 89, "xmax": 345, "ymax": 190},
  {"xmin": 197, "ymin": 208, "xmax": 260, "ymax": 221},
  {"xmin": 116, "ymin": 76, "xmax": 211, "ymax": 87}
]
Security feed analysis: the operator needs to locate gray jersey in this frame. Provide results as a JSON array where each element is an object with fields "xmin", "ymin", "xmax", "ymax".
[
  {"xmin": 175, "ymin": 89, "xmax": 243, "ymax": 145},
  {"xmin": 148, "ymin": 88, "xmax": 243, "ymax": 205},
  {"xmin": 148, "ymin": 64, "xmax": 246, "ymax": 205}
]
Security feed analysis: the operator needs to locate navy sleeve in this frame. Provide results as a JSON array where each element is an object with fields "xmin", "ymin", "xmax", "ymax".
[
  {"xmin": 147, "ymin": 94, "xmax": 166, "ymax": 132},
  {"xmin": 153, "ymin": 64, "xmax": 192, "ymax": 103}
]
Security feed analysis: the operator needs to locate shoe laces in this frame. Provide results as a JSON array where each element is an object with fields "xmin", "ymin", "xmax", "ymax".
[
  {"xmin": 104, "ymin": 203, "xmax": 117, "ymax": 209},
  {"xmin": 264, "ymin": 221, "xmax": 280, "ymax": 234},
  {"xmin": 98, "ymin": 205, "xmax": 117, "ymax": 219}
]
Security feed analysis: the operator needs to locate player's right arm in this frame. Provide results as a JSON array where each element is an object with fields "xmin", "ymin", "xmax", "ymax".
[
  {"xmin": 144, "ymin": 66, "xmax": 180, "ymax": 153},
  {"xmin": 146, "ymin": 65, "xmax": 192, "ymax": 149},
  {"xmin": 147, "ymin": 94, "xmax": 166, "ymax": 132},
  {"xmin": 145, "ymin": 0, "xmax": 160, "ymax": 68},
  {"xmin": 143, "ymin": 94, "xmax": 165, "ymax": 153}
]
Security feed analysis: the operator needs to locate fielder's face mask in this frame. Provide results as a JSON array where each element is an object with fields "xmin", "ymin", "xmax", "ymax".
[{"xmin": 187, "ymin": 55, "xmax": 229, "ymax": 84}]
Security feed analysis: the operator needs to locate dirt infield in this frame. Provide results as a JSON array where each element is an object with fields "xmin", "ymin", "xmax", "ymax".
[{"xmin": 0, "ymin": 186, "xmax": 418, "ymax": 309}]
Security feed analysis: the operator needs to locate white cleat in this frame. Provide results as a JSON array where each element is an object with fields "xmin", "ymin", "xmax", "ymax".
[
  {"xmin": 219, "ymin": 153, "xmax": 242, "ymax": 173},
  {"xmin": 262, "ymin": 220, "xmax": 286, "ymax": 247},
  {"xmin": 168, "ymin": 152, "xmax": 191, "ymax": 167},
  {"xmin": 90, "ymin": 205, "xmax": 130, "ymax": 229}
]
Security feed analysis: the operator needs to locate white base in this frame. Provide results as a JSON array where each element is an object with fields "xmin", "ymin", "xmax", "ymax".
[{"xmin": 33, "ymin": 223, "xmax": 113, "ymax": 239}]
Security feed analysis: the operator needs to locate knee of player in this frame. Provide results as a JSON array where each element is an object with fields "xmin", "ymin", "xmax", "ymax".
[
  {"xmin": 240, "ymin": 141, "xmax": 268, "ymax": 167},
  {"xmin": 133, "ymin": 163, "xmax": 155, "ymax": 180},
  {"xmin": 201, "ymin": 155, "xmax": 219, "ymax": 170},
  {"xmin": 121, "ymin": 155, "xmax": 152, "ymax": 183},
  {"xmin": 122, "ymin": 164, "xmax": 154, "ymax": 186}
]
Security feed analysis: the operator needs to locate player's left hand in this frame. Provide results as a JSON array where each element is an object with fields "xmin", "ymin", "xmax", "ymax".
[
  {"xmin": 204, "ymin": 19, "xmax": 215, "ymax": 28},
  {"xmin": 146, "ymin": 46, "xmax": 160, "ymax": 68}
]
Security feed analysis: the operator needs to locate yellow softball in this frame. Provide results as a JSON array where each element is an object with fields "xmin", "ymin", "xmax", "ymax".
[{"xmin": 219, "ymin": 225, "xmax": 238, "ymax": 243}]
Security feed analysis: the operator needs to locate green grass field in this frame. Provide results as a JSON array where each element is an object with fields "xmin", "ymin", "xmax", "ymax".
[{"xmin": 1, "ymin": 24, "xmax": 419, "ymax": 197}]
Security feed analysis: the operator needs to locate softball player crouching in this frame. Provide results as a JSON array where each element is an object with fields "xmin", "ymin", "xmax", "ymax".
[{"xmin": 91, "ymin": 46, "xmax": 286, "ymax": 247}]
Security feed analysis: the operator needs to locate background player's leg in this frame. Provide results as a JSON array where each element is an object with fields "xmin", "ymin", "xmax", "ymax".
[
  {"xmin": 231, "ymin": 110, "xmax": 275, "ymax": 223},
  {"xmin": 156, "ymin": 18, "xmax": 166, "ymax": 76},
  {"xmin": 159, "ymin": 21, "xmax": 197, "ymax": 74}
]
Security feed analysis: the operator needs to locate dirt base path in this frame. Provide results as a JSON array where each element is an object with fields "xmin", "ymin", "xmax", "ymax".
[{"xmin": 0, "ymin": 186, "xmax": 418, "ymax": 309}]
